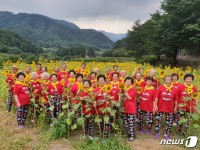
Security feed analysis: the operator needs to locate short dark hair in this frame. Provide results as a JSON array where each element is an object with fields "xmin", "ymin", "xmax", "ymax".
[
  {"xmin": 42, "ymin": 67, "xmax": 48, "ymax": 71},
  {"xmin": 171, "ymin": 73, "xmax": 179, "ymax": 80},
  {"xmin": 113, "ymin": 65, "xmax": 118, "ymax": 68},
  {"xmin": 75, "ymin": 73, "xmax": 83, "ymax": 79},
  {"xmin": 112, "ymin": 72, "xmax": 119, "ymax": 77},
  {"xmin": 145, "ymin": 76, "xmax": 154, "ymax": 82},
  {"xmin": 97, "ymin": 74, "xmax": 106, "ymax": 81},
  {"xmin": 50, "ymin": 73, "xmax": 57, "ymax": 78},
  {"xmin": 164, "ymin": 75, "xmax": 173, "ymax": 81},
  {"xmin": 69, "ymin": 69, "xmax": 76, "ymax": 75},
  {"xmin": 184, "ymin": 73, "xmax": 194, "ymax": 80},
  {"xmin": 124, "ymin": 77, "xmax": 134, "ymax": 84},
  {"xmin": 90, "ymin": 72, "xmax": 97, "ymax": 76},
  {"xmin": 16, "ymin": 72, "xmax": 26, "ymax": 78},
  {"xmin": 36, "ymin": 63, "xmax": 41, "ymax": 66},
  {"xmin": 83, "ymin": 80, "xmax": 92, "ymax": 86}
]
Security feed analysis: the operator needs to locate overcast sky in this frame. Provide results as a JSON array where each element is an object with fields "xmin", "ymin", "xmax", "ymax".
[{"xmin": 0, "ymin": 0, "xmax": 162, "ymax": 33}]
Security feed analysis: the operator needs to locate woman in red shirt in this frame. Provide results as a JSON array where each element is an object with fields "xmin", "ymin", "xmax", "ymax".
[
  {"xmin": 29, "ymin": 72, "xmax": 42, "ymax": 121},
  {"xmin": 154, "ymin": 75, "xmax": 178, "ymax": 140},
  {"xmin": 149, "ymin": 69, "xmax": 160, "ymax": 89},
  {"xmin": 138, "ymin": 76, "xmax": 157, "ymax": 135},
  {"xmin": 13, "ymin": 72, "xmax": 30, "ymax": 129},
  {"xmin": 177, "ymin": 73, "xmax": 198, "ymax": 135},
  {"xmin": 110, "ymin": 72, "xmax": 121, "ymax": 119},
  {"xmin": 6, "ymin": 65, "xmax": 18, "ymax": 112},
  {"xmin": 171, "ymin": 73, "xmax": 182, "ymax": 125},
  {"xmin": 94, "ymin": 75, "xmax": 114, "ymax": 139},
  {"xmin": 70, "ymin": 73, "xmax": 84, "ymax": 117},
  {"xmin": 90, "ymin": 72, "xmax": 97, "ymax": 88},
  {"xmin": 123, "ymin": 77, "xmax": 137, "ymax": 141},
  {"xmin": 80, "ymin": 80, "xmax": 95, "ymax": 137},
  {"xmin": 47, "ymin": 74, "xmax": 64, "ymax": 119}
]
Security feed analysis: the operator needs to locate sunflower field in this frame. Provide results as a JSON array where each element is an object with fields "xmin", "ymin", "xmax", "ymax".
[{"xmin": 0, "ymin": 58, "xmax": 200, "ymax": 149}]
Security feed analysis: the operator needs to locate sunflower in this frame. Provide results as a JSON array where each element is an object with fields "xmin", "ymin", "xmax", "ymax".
[
  {"xmin": 24, "ymin": 80, "xmax": 29, "ymax": 86},
  {"xmin": 179, "ymin": 71, "xmax": 184, "ymax": 78},
  {"xmin": 192, "ymin": 93, "xmax": 198, "ymax": 99},
  {"xmin": 134, "ymin": 83, "xmax": 139, "ymax": 87},
  {"xmin": 78, "ymin": 84, "xmax": 84, "ymax": 90},
  {"xmin": 118, "ymin": 83, "xmax": 125, "ymax": 90},
  {"xmin": 105, "ymin": 84, "xmax": 112, "ymax": 93},
  {"xmin": 137, "ymin": 87, "xmax": 143, "ymax": 94},
  {"xmin": 68, "ymin": 78, "xmax": 75, "ymax": 84},
  {"xmin": 60, "ymin": 80, "xmax": 65, "ymax": 85},
  {"xmin": 186, "ymin": 88, "xmax": 193, "ymax": 95}
]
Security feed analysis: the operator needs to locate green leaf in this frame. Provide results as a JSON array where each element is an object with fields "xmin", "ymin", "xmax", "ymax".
[
  {"xmin": 73, "ymin": 103, "xmax": 81, "ymax": 110},
  {"xmin": 59, "ymin": 112, "xmax": 64, "ymax": 118},
  {"xmin": 104, "ymin": 116, "xmax": 110, "ymax": 123},
  {"xmin": 77, "ymin": 117, "xmax": 85, "ymax": 126},
  {"xmin": 95, "ymin": 117, "xmax": 101, "ymax": 124},
  {"xmin": 66, "ymin": 118, "xmax": 72, "ymax": 125},
  {"xmin": 71, "ymin": 124, "xmax": 77, "ymax": 130},
  {"xmin": 178, "ymin": 118, "xmax": 188, "ymax": 124},
  {"xmin": 62, "ymin": 103, "xmax": 69, "ymax": 110},
  {"xmin": 49, "ymin": 106, "xmax": 54, "ymax": 111},
  {"xmin": 68, "ymin": 111, "xmax": 75, "ymax": 117}
]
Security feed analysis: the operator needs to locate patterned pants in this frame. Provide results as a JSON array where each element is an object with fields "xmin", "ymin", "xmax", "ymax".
[
  {"xmin": 173, "ymin": 111, "xmax": 179, "ymax": 124},
  {"xmin": 49, "ymin": 95, "xmax": 62, "ymax": 119},
  {"xmin": 155, "ymin": 112, "xmax": 173, "ymax": 135},
  {"xmin": 123, "ymin": 113, "xmax": 136, "ymax": 138},
  {"xmin": 177, "ymin": 110, "xmax": 189, "ymax": 133},
  {"xmin": 7, "ymin": 91, "xmax": 13, "ymax": 112},
  {"xmin": 100, "ymin": 115, "xmax": 112, "ymax": 139},
  {"xmin": 138, "ymin": 109, "xmax": 153, "ymax": 131},
  {"xmin": 30, "ymin": 100, "xmax": 42, "ymax": 119},
  {"xmin": 17, "ymin": 105, "xmax": 29, "ymax": 126},
  {"xmin": 84, "ymin": 116, "xmax": 94, "ymax": 136}
]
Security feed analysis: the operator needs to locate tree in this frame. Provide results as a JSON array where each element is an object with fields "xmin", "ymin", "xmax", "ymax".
[{"xmin": 158, "ymin": 0, "xmax": 200, "ymax": 65}]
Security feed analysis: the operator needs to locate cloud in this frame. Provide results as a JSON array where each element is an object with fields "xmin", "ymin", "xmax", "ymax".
[{"xmin": 0, "ymin": 0, "xmax": 161, "ymax": 33}]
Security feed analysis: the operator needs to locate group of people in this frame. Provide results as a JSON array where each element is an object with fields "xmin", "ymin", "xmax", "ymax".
[{"xmin": 5, "ymin": 62, "xmax": 198, "ymax": 141}]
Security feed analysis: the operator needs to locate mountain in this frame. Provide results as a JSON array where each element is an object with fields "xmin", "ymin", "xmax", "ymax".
[
  {"xmin": 0, "ymin": 11, "xmax": 114, "ymax": 49},
  {"xmin": 99, "ymin": 30, "xmax": 126, "ymax": 42},
  {"xmin": 0, "ymin": 29, "xmax": 43, "ymax": 54}
]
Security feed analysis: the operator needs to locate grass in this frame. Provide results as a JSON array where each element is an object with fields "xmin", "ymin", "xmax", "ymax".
[{"xmin": 74, "ymin": 138, "xmax": 132, "ymax": 150}]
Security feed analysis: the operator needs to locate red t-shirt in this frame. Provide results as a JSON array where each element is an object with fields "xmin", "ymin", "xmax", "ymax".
[
  {"xmin": 178, "ymin": 84, "xmax": 198, "ymax": 113},
  {"xmin": 124, "ymin": 87, "xmax": 137, "ymax": 114},
  {"xmin": 109, "ymin": 72, "xmax": 121, "ymax": 81},
  {"xmin": 47, "ymin": 82, "xmax": 64, "ymax": 95},
  {"xmin": 57, "ymin": 71, "xmax": 69, "ymax": 81},
  {"xmin": 94, "ymin": 86, "xmax": 114, "ymax": 115},
  {"xmin": 13, "ymin": 83, "xmax": 30, "ymax": 105},
  {"xmin": 70, "ymin": 83, "xmax": 82, "ymax": 104},
  {"xmin": 173, "ymin": 82, "xmax": 182, "ymax": 90},
  {"xmin": 156, "ymin": 85, "xmax": 178, "ymax": 113},
  {"xmin": 110, "ymin": 81, "xmax": 120, "ymax": 101},
  {"xmin": 91, "ymin": 79, "xmax": 97, "ymax": 88},
  {"xmin": 139, "ymin": 88, "xmax": 157, "ymax": 112},
  {"xmin": 30, "ymin": 80, "xmax": 42, "ymax": 96},
  {"xmin": 36, "ymin": 71, "xmax": 42, "ymax": 79},
  {"xmin": 6, "ymin": 73, "xmax": 17, "ymax": 91},
  {"xmin": 80, "ymin": 90, "xmax": 95, "ymax": 115},
  {"xmin": 152, "ymin": 78, "xmax": 160, "ymax": 89},
  {"xmin": 41, "ymin": 80, "xmax": 50, "ymax": 101}
]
